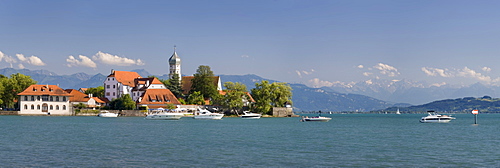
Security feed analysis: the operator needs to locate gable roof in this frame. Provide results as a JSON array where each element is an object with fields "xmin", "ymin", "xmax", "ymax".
[
  {"xmin": 181, "ymin": 76, "xmax": 220, "ymax": 94},
  {"xmin": 65, "ymin": 89, "xmax": 90, "ymax": 102},
  {"xmin": 108, "ymin": 70, "xmax": 142, "ymax": 87},
  {"xmin": 137, "ymin": 89, "xmax": 181, "ymax": 106},
  {"xmin": 18, "ymin": 85, "xmax": 72, "ymax": 96}
]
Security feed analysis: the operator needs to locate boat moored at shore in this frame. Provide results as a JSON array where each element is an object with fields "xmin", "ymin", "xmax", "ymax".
[
  {"xmin": 240, "ymin": 111, "xmax": 261, "ymax": 119},
  {"xmin": 194, "ymin": 108, "xmax": 224, "ymax": 120},
  {"xmin": 98, "ymin": 110, "xmax": 118, "ymax": 117}
]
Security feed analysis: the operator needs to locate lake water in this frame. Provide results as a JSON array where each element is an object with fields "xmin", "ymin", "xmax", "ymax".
[{"xmin": 1, "ymin": 114, "xmax": 499, "ymax": 167}]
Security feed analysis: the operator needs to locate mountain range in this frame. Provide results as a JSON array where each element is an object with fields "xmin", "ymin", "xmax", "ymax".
[{"xmin": 2, "ymin": 67, "xmax": 497, "ymax": 112}]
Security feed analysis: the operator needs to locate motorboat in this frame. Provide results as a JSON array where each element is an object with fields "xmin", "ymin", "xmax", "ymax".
[
  {"xmin": 98, "ymin": 110, "xmax": 118, "ymax": 117},
  {"xmin": 240, "ymin": 111, "xmax": 262, "ymax": 119},
  {"xmin": 145, "ymin": 112, "xmax": 184, "ymax": 120},
  {"xmin": 300, "ymin": 116, "xmax": 332, "ymax": 122},
  {"xmin": 420, "ymin": 111, "xmax": 455, "ymax": 123},
  {"xmin": 194, "ymin": 108, "xmax": 224, "ymax": 120}
]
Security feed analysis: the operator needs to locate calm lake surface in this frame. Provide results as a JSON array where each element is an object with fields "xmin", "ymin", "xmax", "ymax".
[{"xmin": 1, "ymin": 114, "xmax": 499, "ymax": 167}]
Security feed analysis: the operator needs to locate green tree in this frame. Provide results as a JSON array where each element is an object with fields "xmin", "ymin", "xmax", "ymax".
[
  {"xmin": 190, "ymin": 65, "xmax": 218, "ymax": 101},
  {"xmin": 0, "ymin": 75, "xmax": 7, "ymax": 105},
  {"xmin": 220, "ymin": 82, "xmax": 248, "ymax": 115},
  {"xmin": 85, "ymin": 86, "xmax": 104, "ymax": 98},
  {"xmin": 2, "ymin": 73, "xmax": 37, "ymax": 108},
  {"xmin": 251, "ymin": 80, "xmax": 293, "ymax": 114},
  {"xmin": 74, "ymin": 102, "xmax": 87, "ymax": 109},
  {"xmin": 109, "ymin": 94, "xmax": 136, "ymax": 110},
  {"xmin": 165, "ymin": 73, "xmax": 183, "ymax": 99},
  {"xmin": 186, "ymin": 91, "xmax": 205, "ymax": 105}
]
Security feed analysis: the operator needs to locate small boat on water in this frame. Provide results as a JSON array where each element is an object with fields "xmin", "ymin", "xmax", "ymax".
[
  {"xmin": 420, "ymin": 111, "xmax": 455, "ymax": 123},
  {"xmin": 396, "ymin": 108, "xmax": 401, "ymax": 115},
  {"xmin": 145, "ymin": 112, "xmax": 184, "ymax": 120},
  {"xmin": 194, "ymin": 108, "xmax": 224, "ymax": 120},
  {"xmin": 300, "ymin": 116, "xmax": 332, "ymax": 122},
  {"xmin": 98, "ymin": 110, "xmax": 118, "ymax": 117},
  {"xmin": 240, "ymin": 111, "xmax": 262, "ymax": 119}
]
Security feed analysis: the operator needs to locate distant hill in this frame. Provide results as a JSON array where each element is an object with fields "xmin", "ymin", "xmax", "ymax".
[
  {"xmin": 381, "ymin": 96, "xmax": 500, "ymax": 113},
  {"xmin": 0, "ymin": 68, "xmax": 106, "ymax": 89}
]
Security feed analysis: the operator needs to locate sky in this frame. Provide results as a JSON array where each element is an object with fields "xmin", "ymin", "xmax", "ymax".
[{"xmin": 2, "ymin": 0, "xmax": 500, "ymax": 88}]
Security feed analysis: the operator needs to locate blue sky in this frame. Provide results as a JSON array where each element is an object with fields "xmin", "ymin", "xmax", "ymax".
[{"xmin": 2, "ymin": 0, "xmax": 500, "ymax": 88}]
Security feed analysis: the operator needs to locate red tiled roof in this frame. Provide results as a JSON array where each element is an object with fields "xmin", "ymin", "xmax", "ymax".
[
  {"xmin": 65, "ymin": 89, "xmax": 90, "ymax": 102},
  {"xmin": 137, "ymin": 89, "xmax": 180, "ymax": 106},
  {"xmin": 18, "ymin": 85, "xmax": 73, "ymax": 96},
  {"xmin": 109, "ymin": 71, "xmax": 142, "ymax": 87}
]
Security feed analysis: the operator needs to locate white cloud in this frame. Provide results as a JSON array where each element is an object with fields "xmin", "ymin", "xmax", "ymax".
[
  {"xmin": 458, "ymin": 67, "xmax": 491, "ymax": 82},
  {"xmin": 66, "ymin": 55, "xmax": 97, "ymax": 68},
  {"xmin": 16, "ymin": 54, "xmax": 46, "ymax": 66},
  {"xmin": 421, "ymin": 67, "xmax": 453, "ymax": 77},
  {"xmin": 0, "ymin": 51, "xmax": 4, "ymax": 62},
  {"xmin": 482, "ymin": 67, "xmax": 491, "ymax": 72},
  {"xmin": 241, "ymin": 55, "xmax": 249, "ymax": 58},
  {"xmin": 357, "ymin": 65, "xmax": 364, "ymax": 69},
  {"xmin": 308, "ymin": 78, "xmax": 336, "ymax": 88},
  {"xmin": 295, "ymin": 70, "xmax": 302, "ymax": 78},
  {"xmin": 373, "ymin": 63, "xmax": 400, "ymax": 77},
  {"xmin": 363, "ymin": 72, "xmax": 372, "ymax": 76},
  {"xmin": 295, "ymin": 69, "xmax": 315, "ymax": 78},
  {"xmin": 18, "ymin": 64, "xmax": 25, "ymax": 69},
  {"xmin": 92, "ymin": 51, "xmax": 145, "ymax": 66}
]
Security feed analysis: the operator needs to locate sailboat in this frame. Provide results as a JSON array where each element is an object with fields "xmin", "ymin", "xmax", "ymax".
[{"xmin": 396, "ymin": 108, "xmax": 401, "ymax": 115}]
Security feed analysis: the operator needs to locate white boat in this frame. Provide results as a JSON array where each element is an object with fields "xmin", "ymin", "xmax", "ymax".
[
  {"xmin": 194, "ymin": 108, "xmax": 224, "ymax": 120},
  {"xmin": 420, "ymin": 111, "xmax": 455, "ymax": 123},
  {"xmin": 98, "ymin": 111, "xmax": 118, "ymax": 117},
  {"xmin": 300, "ymin": 116, "xmax": 332, "ymax": 122},
  {"xmin": 240, "ymin": 111, "xmax": 261, "ymax": 119},
  {"xmin": 145, "ymin": 112, "xmax": 184, "ymax": 120},
  {"xmin": 396, "ymin": 108, "xmax": 401, "ymax": 115}
]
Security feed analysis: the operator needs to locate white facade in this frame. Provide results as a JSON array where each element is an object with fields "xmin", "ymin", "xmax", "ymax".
[
  {"xmin": 19, "ymin": 95, "xmax": 71, "ymax": 115},
  {"xmin": 168, "ymin": 49, "xmax": 182, "ymax": 80}
]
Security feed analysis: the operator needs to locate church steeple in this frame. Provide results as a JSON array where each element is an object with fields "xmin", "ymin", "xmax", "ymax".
[{"xmin": 168, "ymin": 45, "xmax": 181, "ymax": 80}]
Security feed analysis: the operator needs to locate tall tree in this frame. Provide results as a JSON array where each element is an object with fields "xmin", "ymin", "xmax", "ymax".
[
  {"xmin": 251, "ymin": 80, "xmax": 293, "ymax": 114},
  {"xmin": 165, "ymin": 73, "xmax": 183, "ymax": 99},
  {"xmin": 2, "ymin": 73, "xmax": 37, "ymax": 108},
  {"xmin": 219, "ymin": 82, "xmax": 248, "ymax": 114},
  {"xmin": 0, "ymin": 75, "xmax": 7, "ymax": 105},
  {"xmin": 186, "ymin": 91, "xmax": 205, "ymax": 105},
  {"xmin": 85, "ymin": 86, "xmax": 104, "ymax": 98},
  {"xmin": 190, "ymin": 65, "xmax": 218, "ymax": 100}
]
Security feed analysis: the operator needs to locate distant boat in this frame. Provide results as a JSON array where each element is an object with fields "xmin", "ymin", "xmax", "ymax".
[
  {"xmin": 300, "ymin": 116, "xmax": 332, "ymax": 122},
  {"xmin": 420, "ymin": 111, "xmax": 455, "ymax": 123},
  {"xmin": 194, "ymin": 108, "xmax": 224, "ymax": 120},
  {"xmin": 98, "ymin": 110, "xmax": 118, "ymax": 117},
  {"xmin": 240, "ymin": 111, "xmax": 261, "ymax": 119},
  {"xmin": 396, "ymin": 108, "xmax": 401, "ymax": 115},
  {"xmin": 145, "ymin": 112, "xmax": 184, "ymax": 120}
]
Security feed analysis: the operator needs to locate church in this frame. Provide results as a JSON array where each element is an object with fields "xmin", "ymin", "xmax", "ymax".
[{"xmin": 103, "ymin": 47, "xmax": 222, "ymax": 109}]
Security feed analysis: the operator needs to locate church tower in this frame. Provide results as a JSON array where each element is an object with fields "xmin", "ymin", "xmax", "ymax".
[{"xmin": 168, "ymin": 46, "xmax": 181, "ymax": 80}]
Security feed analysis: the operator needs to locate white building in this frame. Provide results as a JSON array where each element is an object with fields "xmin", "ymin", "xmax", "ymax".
[
  {"xmin": 103, "ymin": 70, "xmax": 141, "ymax": 101},
  {"xmin": 17, "ymin": 84, "xmax": 72, "ymax": 115}
]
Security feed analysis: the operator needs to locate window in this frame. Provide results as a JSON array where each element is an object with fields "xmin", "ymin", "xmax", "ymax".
[
  {"xmin": 63, "ymin": 97, "xmax": 66, "ymax": 101},
  {"xmin": 106, "ymin": 92, "xmax": 110, "ymax": 96},
  {"xmin": 113, "ymin": 85, "xmax": 115, "ymax": 88},
  {"xmin": 31, "ymin": 105, "xmax": 34, "ymax": 110},
  {"xmin": 63, "ymin": 105, "xmax": 66, "ymax": 110},
  {"xmin": 56, "ymin": 96, "xmax": 59, "ymax": 101},
  {"xmin": 24, "ymin": 96, "xmax": 28, "ymax": 101},
  {"xmin": 113, "ymin": 92, "xmax": 115, "ymax": 96},
  {"xmin": 42, "ymin": 104, "xmax": 48, "ymax": 112},
  {"xmin": 37, "ymin": 96, "xmax": 40, "ymax": 101},
  {"xmin": 107, "ymin": 85, "xmax": 110, "ymax": 89},
  {"xmin": 50, "ymin": 96, "xmax": 53, "ymax": 101},
  {"xmin": 31, "ymin": 96, "xmax": 35, "ymax": 101},
  {"xmin": 37, "ymin": 105, "xmax": 40, "ymax": 110},
  {"xmin": 50, "ymin": 105, "xmax": 53, "ymax": 110},
  {"xmin": 24, "ymin": 105, "xmax": 27, "ymax": 109},
  {"xmin": 56, "ymin": 105, "xmax": 59, "ymax": 110},
  {"xmin": 42, "ymin": 95, "xmax": 49, "ymax": 101}
]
